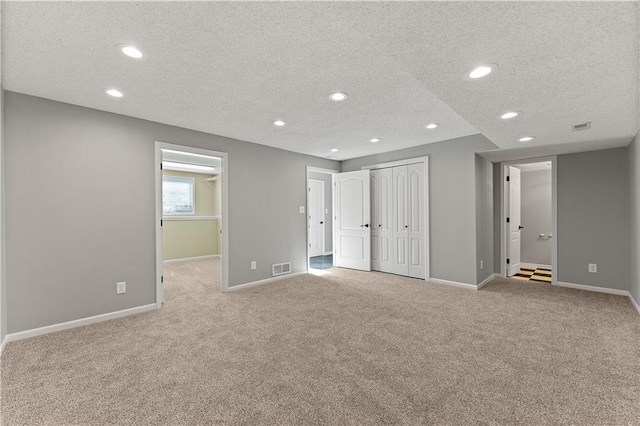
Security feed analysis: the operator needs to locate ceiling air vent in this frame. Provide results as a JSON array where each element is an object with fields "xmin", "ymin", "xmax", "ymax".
[
  {"xmin": 272, "ymin": 262, "xmax": 292, "ymax": 277},
  {"xmin": 572, "ymin": 122, "xmax": 591, "ymax": 132}
]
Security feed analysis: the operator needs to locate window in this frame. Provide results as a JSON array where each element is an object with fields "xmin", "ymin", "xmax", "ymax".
[{"xmin": 163, "ymin": 176, "xmax": 195, "ymax": 215}]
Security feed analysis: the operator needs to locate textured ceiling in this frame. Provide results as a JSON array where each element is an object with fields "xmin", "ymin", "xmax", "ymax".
[{"xmin": 2, "ymin": 2, "xmax": 638, "ymax": 160}]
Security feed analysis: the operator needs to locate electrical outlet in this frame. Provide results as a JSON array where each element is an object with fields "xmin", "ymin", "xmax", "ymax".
[
  {"xmin": 299, "ymin": 206, "xmax": 305, "ymax": 214},
  {"xmin": 480, "ymin": 260, "xmax": 484, "ymax": 270},
  {"xmin": 588, "ymin": 263, "xmax": 597, "ymax": 273},
  {"xmin": 250, "ymin": 261, "xmax": 256, "ymax": 270},
  {"xmin": 116, "ymin": 281, "xmax": 126, "ymax": 294}
]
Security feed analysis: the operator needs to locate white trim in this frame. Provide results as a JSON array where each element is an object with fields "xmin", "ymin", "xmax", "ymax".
[
  {"xmin": 1, "ymin": 336, "xmax": 7, "ymax": 357},
  {"xmin": 521, "ymin": 263, "xmax": 552, "ymax": 270},
  {"xmin": 361, "ymin": 157, "xmax": 429, "ymax": 171},
  {"xmin": 429, "ymin": 277, "xmax": 477, "ymax": 291},
  {"xmin": 4, "ymin": 304, "xmax": 157, "ymax": 344},
  {"xmin": 306, "ymin": 166, "xmax": 339, "ymax": 273},
  {"xmin": 225, "ymin": 271, "xmax": 306, "ymax": 292},
  {"xmin": 501, "ymin": 156, "xmax": 557, "ymax": 285},
  {"xmin": 163, "ymin": 254, "xmax": 218, "ymax": 264},
  {"xmin": 629, "ymin": 293, "xmax": 640, "ymax": 316},
  {"xmin": 162, "ymin": 215, "xmax": 220, "ymax": 221},
  {"xmin": 555, "ymin": 281, "xmax": 630, "ymax": 296},
  {"xmin": 156, "ymin": 142, "xmax": 230, "ymax": 306},
  {"xmin": 361, "ymin": 156, "xmax": 430, "ymax": 281},
  {"xmin": 323, "ymin": 251, "xmax": 333, "ymax": 256},
  {"xmin": 477, "ymin": 273, "xmax": 498, "ymax": 289}
]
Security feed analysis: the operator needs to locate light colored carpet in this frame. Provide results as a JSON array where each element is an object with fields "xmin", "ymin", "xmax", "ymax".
[{"xmin": 1, "ymin": 258, "xmax": 639, "ymax": 425}]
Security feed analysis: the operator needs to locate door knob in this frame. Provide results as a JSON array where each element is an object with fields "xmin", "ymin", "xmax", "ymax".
[
  {"xmin": 404, "ymin": 225, "xmax": 408, "ymax": 228},
  {"xmin": 518, "ymin": 225, "xmax": 524, "ymax": 230},
  {"xmin": 361, "ymin": 224, "xmax": 369, "ymax": 228},
  {"xmin": 320, "ymin": 221, "xmax": 324, "ymax": 224},
  {"xmin": 378, "ymin": 224, "xmax": 382, "ymax": 227}
]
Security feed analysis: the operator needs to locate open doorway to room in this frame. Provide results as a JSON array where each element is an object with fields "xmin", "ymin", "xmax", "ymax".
[
  {"xmin": 306, "ymin": 167, "xmax": 338, "ymax": 274},
  {"xmin": 501, "ymin": 158, "xmax": 556, "ymax": 284},
  {"xmin": 155, "ymin": 142, "xmax": 229, "ymax": 307}
]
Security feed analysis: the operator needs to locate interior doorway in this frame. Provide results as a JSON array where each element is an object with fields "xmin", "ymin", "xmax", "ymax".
[
  {"xmin": 306, "ymin": 167, "xmax": 338, "ymax": 273},
  {"xmin": 501, "ymin": 158, "xmax": 557, "ymax": 284},
  {"xmin": 155, "ymin": 142, "xmax": 229, "ymax": 307}
]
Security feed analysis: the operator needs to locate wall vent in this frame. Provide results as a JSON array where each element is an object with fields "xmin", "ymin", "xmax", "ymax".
[
  {"xmin": 572, "ymin": 122, "xmax": 591, "ymax": 132},
  {"xmin": 272, "ymin": 262, "xmax": 292, "ymax": 277}
]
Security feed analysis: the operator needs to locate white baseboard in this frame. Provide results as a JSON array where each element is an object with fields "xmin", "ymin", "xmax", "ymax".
[
  {"xmin": 164, "ymin": 254, "xmax": 219, "ymax": 264},
  {"xmin": 477, "ymin": 273, "xmax": 498, "ymax": 290},
  {"xmin": 629, "ymin": 293, "xmax": 640, "ymax": 316},
  {"xmin": 555, "ymin": 281, "xmax": 630, "ymax": 296},
  {"xmin": 1, "ymin": 335, "xmax": 8, "ymax": 357},
  {"xmin": 3, "ymin": 303, "xmax": 157, "ymax": 346},
  {"xmin": 429, "ymin": 277, "xmax": 477, "ymax": 291},
  {"xmin": 521, "ymin": 263, "xmax": 552, "ymax": 270},
  {"xmin": 225, "ymin": 271, "xmax": 306, "ymax": 293}
]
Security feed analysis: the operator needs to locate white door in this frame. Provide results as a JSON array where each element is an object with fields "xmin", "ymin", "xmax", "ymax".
[
  {"xmin": 407, "ymin": 163, "xmax": 426, "ymax": 279},
  {"xmin": 393, "ymin": 166, "xmax": 409, "ymax": 276},
  {"xmin": 508, "ymin": 166, "xmax": 522, "ymax": 276},
  {"xmin": 308, "ymin": 179, "xmax": 325, "ymax": 258},
  {"xmin": 371, "ymin": 168, "xmax": 394, "ymax": 273},
  {"xmin": 335, "ymin": 170, "xmax": 371, "ymax": 271}
]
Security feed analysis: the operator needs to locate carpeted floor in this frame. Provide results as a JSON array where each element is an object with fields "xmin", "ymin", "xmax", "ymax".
[{"xmin": 1, "ymin": 258, "xmax": 639, "ymax": 425}]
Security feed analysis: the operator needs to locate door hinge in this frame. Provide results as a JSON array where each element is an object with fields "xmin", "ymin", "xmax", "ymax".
[
  {"xmin": 161, "ymin": 220, "xmax": 163, "ymax": 226},
  {"xmin": 161, "ymin": 276, "xmax": 164, "ymax": 283},
  {"xmin": 506, "ymin": 217, "xmax": 510, "ymax": 223},
  {"xmin": 506, "ymin": 176, "xmax": 510, "ymax": 182},
  {"xmin": 160, "ymin": 163, "xmax": 163, "ymax": 170},
  {"xmin": 507, "ymin": 258, "xmax": 510, "ymax": 264}
]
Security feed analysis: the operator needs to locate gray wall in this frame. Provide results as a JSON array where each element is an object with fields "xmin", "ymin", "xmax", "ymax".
[
  {"xmin": 520, "ymin": 169, "xmax": 552, "ymax": 266},
  {"xmin": 493, "ymin": 163, "xmax": 502, "ymax": 275},
  {"xmin": 308, "ymin": 171, "xmax": 333, "ymax": 254},
  {"xmin": 557, "ymin": 148, "xmax": 630, "ymax": 290},
  {"xmin": 4, "ymin": 92, "xmax": 338, "ymax": 333},
  {"xmin": 342, "ymin": 134, "xmax": 498, "ymax": 285},
  {"xmin": 629, "ymin": 133, "xmax": 639, "ymax": 304},
  {"xmin": 475, "ymin": 155, "xmax": 494, "ymax": 284},
  {"xmin": 1, "ymin": 87, "xmax": 6, "ymax": 345}
]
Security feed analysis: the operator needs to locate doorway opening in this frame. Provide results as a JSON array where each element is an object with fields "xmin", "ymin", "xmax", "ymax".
[
  {"xmin": 501, "ymin": 158, "xmax": 557, "ymax": 284},
  {"xmin": 306, "ymin": 167, "xmax": 338, "ymax": 274},
  {"xmin": 155, "ymin": 142, "xmax": 229, "ymax": 307}
]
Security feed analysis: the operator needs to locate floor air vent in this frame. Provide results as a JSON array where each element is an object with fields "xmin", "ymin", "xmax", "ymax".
[{"xmin": 272, "ymin": 262, "xmax": 292, "ymax": 277}]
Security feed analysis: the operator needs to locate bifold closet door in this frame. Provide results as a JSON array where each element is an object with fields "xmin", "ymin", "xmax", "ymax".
[
  {"xmin": 407, "ymin": 163, "xmax": 425, "ymax": 279},
  {"xmin": 393, "ymin": 166, "xmax": 409, "ymax": 276},
  {"xmin": 371, "ymin": 168, "xmax": 393, "ymax": 273}
]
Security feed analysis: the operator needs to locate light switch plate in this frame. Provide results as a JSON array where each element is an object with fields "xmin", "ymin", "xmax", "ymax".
[
  {"xmin": 299, "ymin": 206, "xmax": 305, "ymax": 213},
  {"xmin": 588, "ymin": 263, "xmax": 597, "ymax": 273}
]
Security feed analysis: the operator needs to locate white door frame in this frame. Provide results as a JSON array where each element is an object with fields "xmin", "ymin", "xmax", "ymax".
[
  {"xmin": 306, "ymin": 166, "xmax": 339, "ymax": 272},
  {"xmin": 155, "ymin": 141, "xmax": 230, "ymax": 307},
  {"xmin": 500, "ymin": 156, "xmax": 557, "ymax": 285},
  {"xmin": 361, "ymin": 156, "xmax": 430, "ymax": 281}
]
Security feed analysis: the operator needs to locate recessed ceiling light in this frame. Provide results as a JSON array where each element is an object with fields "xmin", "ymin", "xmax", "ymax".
[
  {"xmin": 370, "ymin": 138, "xmax": 380, "ymax": 143},
  {"xmin": 329, "ymin": 92, "xmax": 348, "ymax": 102},
  {"xmin": 273, "ymin": 120, "xmax": 286, "ymax": 126},
  {"xmin": 425, "ymin": 123, "xmax": 439, "ymax": 129},
  {"xmin": 106, "ymin": 89, "xmax": 123, "ymax": 98},
  {"xmin": 331, "ymin": 148, "xmax": 338, "ymax": 152},
  {"xmin": 468, "ymin": 64, "xmax": 495, "ymax": 79},
  {"xmin": 118, "ymin": 44, "xmax": 143, "ymax": 59},
  {"xmin": 500, "ymin": 111, "xmax": 519, "ymax": 119},
  {"xmin": 519, "ymin": 136, "xmax": 535, "ymax": 142}
]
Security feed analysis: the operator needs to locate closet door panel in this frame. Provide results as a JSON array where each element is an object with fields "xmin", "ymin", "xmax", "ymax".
[
  {"xmin": 370, "ymin": 170, "xmax": 381, "ymax": 271},
  {"xmin": 393, "ymin": 166, "xmax": 409, "ymax": 276},
  {"xmin": 378, "ymin": 168, "xmax": 394, "ymax": 273},
  {"xmin": 408, "ymin": 163, "xmax": 425, "ymax": 279}
]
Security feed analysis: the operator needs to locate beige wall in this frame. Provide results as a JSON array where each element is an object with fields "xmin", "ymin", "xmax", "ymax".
[{"xmin": 162, "ymin": 170, "xmax": 220, "ymax": 260}]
